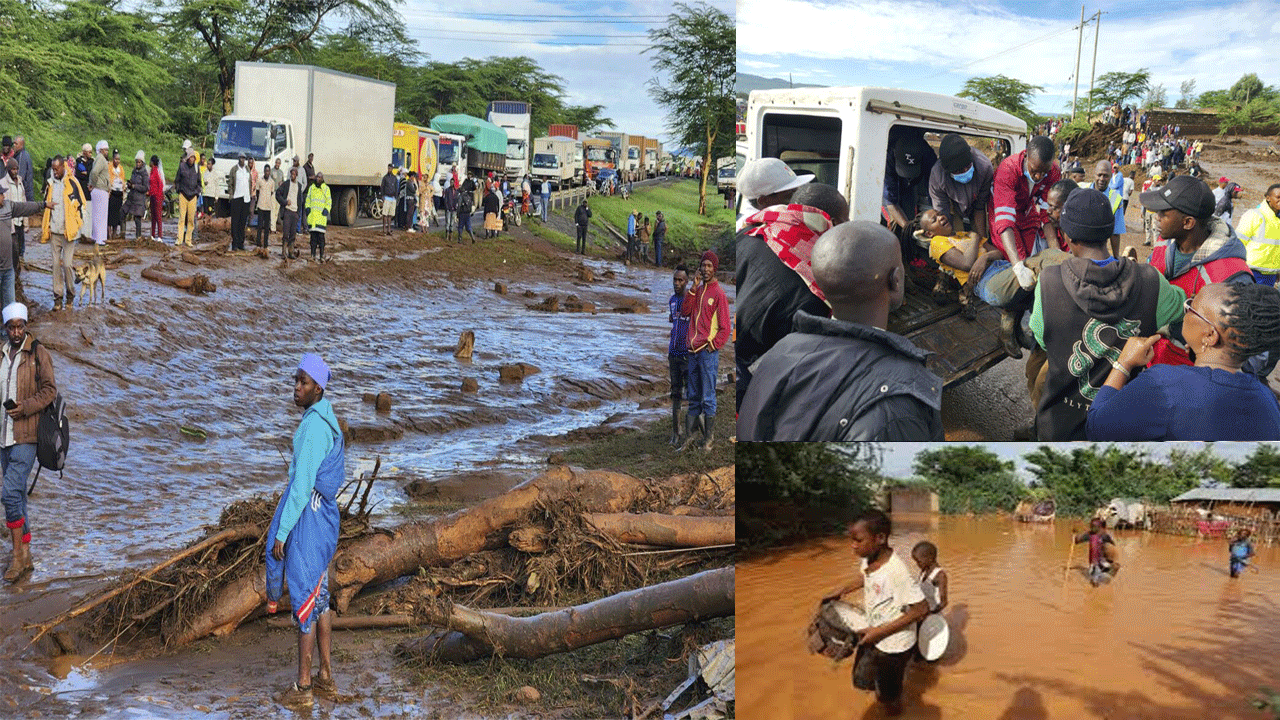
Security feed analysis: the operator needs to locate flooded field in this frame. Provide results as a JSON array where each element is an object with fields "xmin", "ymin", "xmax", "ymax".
[
  {"xmin": 738, "ymin": 514, "xmax": 1280, "ymax": 719},
  {"xmin": 0, "ymin": 224, "xmax": 730, "ymax": 716}
]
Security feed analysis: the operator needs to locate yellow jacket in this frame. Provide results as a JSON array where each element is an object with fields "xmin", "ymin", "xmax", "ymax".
[
  {"xmin": 1237, "ymin": 201, "xmax": 1280, "ymax": 273},
  {"xmin": 41, "ymin": 173, "xmax": 86, "ymax": 242}
]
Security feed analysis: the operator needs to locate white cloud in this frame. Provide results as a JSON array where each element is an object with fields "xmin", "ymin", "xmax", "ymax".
[
  {"xmin": 738, "ymin": 59, "xmax": 781, "ymax": 71},
  {"xmin": 739, "ymin": 0, "xmax": 1277, "ymax": 99}
]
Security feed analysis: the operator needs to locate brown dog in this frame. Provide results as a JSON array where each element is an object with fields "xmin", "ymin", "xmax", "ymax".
[{"xmin": 74, "ymin": 251, "xmax": 107, "ymax": 307}]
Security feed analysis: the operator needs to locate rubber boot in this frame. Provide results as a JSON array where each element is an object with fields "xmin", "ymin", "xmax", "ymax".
[
  {"xmin": 669, "ymin": 401, "xmax": 682, "ymax": 446},
  {"xmin": 677, "ymin": 415, "xmax": 702, "ymax": 453},
  {"xmin": 5, "ymin": 526, "xmax": 29, "ymax": 582},
  {"xmin": 998, "ymin": 310, "xmax": 1023, "ymax": 360},
  {"xmin": 701, "ymin": 414, "xmax": 715, "ymax": 451}
]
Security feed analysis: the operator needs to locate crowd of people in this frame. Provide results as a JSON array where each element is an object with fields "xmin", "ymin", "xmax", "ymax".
[{"xmin": 734, "ymin": 128, "xmax": 1280, "ymax": 442}]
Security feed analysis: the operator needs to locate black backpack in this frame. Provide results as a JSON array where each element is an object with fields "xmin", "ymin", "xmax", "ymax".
[{"xmin": 28, "ymin": 339, "xmax": 68, "ymax": 493}]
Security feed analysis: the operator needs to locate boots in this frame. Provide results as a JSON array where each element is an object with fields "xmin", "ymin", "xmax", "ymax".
[
  {"xmin": 669, "ymin": 402, "xmax": 682, "ymax": 446},
  {"xmin": 5, "ymin": 526, "xmax": 31, "ymax": 583},
  {"xmin": 701, "ymin": 414, "xmax": 715, "ymax": 451},
  {"xmin": 677, "ymin": 414, "xmax": 702, "ymax": 453},
  {"xmin": 998, "ymin": 310, "xmax": 1023, "ymax": 359}
]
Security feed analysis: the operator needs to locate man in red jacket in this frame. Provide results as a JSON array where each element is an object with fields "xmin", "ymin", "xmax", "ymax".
[{"xmin": 679, "ymin": 250, "xmax": 730, "ymax": 451}]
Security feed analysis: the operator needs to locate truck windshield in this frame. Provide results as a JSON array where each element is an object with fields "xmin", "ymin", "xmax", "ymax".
[
  {"xmin": 532, "ymin": 153, "xmax": 559, "ymax": 169},
  {"xmin": 506, "ymin": 140, "xmax": 526, "ymax": 161},
  {"xmin": 718, "ymin": 166, "xmax": 735, "ymax": 179},
  {"xmin": 586, "ymin": 146, "xmax": 610, "ymax": 162},
  {"xmin": 439, "ymin": 139, "xmax": 459, "ymax": 164},
  {"xmin": 214, "ymin": 120, "xmax": 271, "ymax": 160},
  {"xmin": 628, "ymin": 148, "xmax": 639, "ymax": 160}
]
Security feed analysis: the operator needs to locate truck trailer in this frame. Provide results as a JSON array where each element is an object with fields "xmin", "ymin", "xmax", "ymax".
[
  {"xmin": 392, "ymin": 122, "xmax": 440, "ymax": 185},
  {"xmin": 487, "ymin": 100, "xmax": 532, "ymax": 178},
  {"xmin": 530, "ymin": 136, "xmax": 583, "ymax": 189},
  {"xmin": 643, "ymin": 138, "xmax": 660, "ymax": 179},
  {"xmin": 430, "ymin": 114, "xmax": 508, "ymax": 178},
  {"xmin": 212, "ymin": 61, "xmax": 395, "ymax": 225},
  {"xmin": 547, "ymin": 124, "xmax": 579, "ymax": 140}
]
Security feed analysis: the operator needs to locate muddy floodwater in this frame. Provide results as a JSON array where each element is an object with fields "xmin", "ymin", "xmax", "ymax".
[
  {"xmin": 738, "ymin": 514, "xmax": 1280, "ymax": 720},
  {"xmin": 0, "ymin": 229, "xmax": 730, "ymax": 717}
]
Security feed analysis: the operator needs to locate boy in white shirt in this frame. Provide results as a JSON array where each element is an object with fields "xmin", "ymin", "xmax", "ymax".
[{"xmin": 823, "ymin": 510, "xmax": 929, "ymax": 716}]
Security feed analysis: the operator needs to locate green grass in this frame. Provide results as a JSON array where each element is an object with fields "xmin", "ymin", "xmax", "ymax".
[
  {"xmin": 562, "ymin": 385, "xmax": 735, "ymax": 479},
  {"xmin": 589, "ymin": 181, "xmax": 733, "ymax": 256},
  {"xmin": 525, "ymin": 218, "xmax": 578, "ymax": 252}
]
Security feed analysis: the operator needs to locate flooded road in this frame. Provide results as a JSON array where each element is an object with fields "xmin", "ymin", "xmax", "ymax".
[
  {"xmin": 0, "ymin": 228, "xmax": 731, "ymax": 716},
  {"xmin": 738, "ymin": 514, "xmax": 1280, "ymax": 719}
]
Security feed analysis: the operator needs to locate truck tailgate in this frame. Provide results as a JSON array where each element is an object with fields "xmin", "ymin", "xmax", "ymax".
[{"xmin": 890, "ymin": 293, "xmax": 1007, "ymax": 389}]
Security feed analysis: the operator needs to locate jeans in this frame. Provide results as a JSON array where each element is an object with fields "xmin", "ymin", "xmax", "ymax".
[
  {"xmin": 2, "ymin": 443, "xmax": 37, "ymax": 539},
  {"xmin": 973, "ymin": 260, "xmax": 1012, "ymax": 305},
  {"xmin": 256, "ymin": 208, "xmax": 272, "ymax": 248},
  {"xmin": 1253, "ymin": 270, "xmax": 1278, "ymax": 287},
  {"xmin": 540, "ymin": 194, "xmax": 550, "ymax": 222},
  {"xmin": 655, "ymin": 237, "xmax": 664, "ymax": 267},
  {"xmin": 576, "ymin": 225, "xmax": 587, "ymax": 254},
  {"xmin": 686, "ymin": 349, "xmax": 719, "ymax": 418}
]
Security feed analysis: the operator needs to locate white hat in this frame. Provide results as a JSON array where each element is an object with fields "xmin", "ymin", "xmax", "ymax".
[
  {"xmin": 182, "ymin": 139, "xmax": 192, "ymax": 150},
  {"xmin": 96, "ymin": 140, "xmax": 109, "ymax": 151},
  {"xmin": 135, "ymin": 150, "xmax": 145, "ymax": 162},
  {"xmin": 82, "ymin": 143, "xmax": 93, "ymax": 153},
  {"xmin": 737, "ymin": 158, "xmax": 813, "ymax": 202},
  {"xmin": 2, "ymin": 302, "xmax": 28, "ymax": 323}
]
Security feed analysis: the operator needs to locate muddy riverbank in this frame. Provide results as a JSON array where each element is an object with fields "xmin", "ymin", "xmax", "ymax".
[
  {"xmin": 1, "ymin": 217, "xmax": 735, "ymax": 718},
  {"xmin": 738, "ymin": 514, "xmax": 1280, "ymax": 719}
]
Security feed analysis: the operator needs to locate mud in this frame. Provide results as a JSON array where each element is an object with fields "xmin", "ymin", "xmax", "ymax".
[
  {"xmin": 0, "ymin": 217, "xmax": 733, "ymax": 717},
  {"xmin": 738, "ymin": 515, "xmax": 1280, "ymax": 719}
]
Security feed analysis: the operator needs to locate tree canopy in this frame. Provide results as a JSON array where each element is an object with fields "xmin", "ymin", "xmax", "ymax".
[
  {"xmin": 1094, "ymin": 69, "xmax": 1151, "ymax": 108},
  {"xmin": 646, "ymin": 2, "xmax": 734, "ymax": 215},
  {"xmin": 911, "ymin": 446, "xmax": 1024, "ymax": 514},
  {"xmin": 958, "ymin": 75, "xmax": 1043, "ymax": 129},
  {"xmin": 1023, "ymin": 445, "xmax": 1227, "ymax": 516}
]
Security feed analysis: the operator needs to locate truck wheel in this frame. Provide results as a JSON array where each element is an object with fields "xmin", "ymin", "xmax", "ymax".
[{"xmin": 333, "ymin": 188, "xmax": 357, "ymax": 226}]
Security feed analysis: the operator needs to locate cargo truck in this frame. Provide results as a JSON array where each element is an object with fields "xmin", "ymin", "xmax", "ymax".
[
  {"xmin": 212, "ymin": 61, "xmax": 395, "ymax": 225},
  {"xmin": 745, "ymin": 86, "xmax": 1028, "ymax": 388},
  {"xmin": 530, "ymin": 136, "xmax": 583, "ymax": 189},
  {"xmin": 436, "ymin": 132, "xmax": 467, "ymax": 186},
  {"xmin": 392, "ymin": 122, "xmax": 440, "ymax": 184},
  {"xmin": 487, "ymin": 100, "xmax": 531, "ymax": 178},
  {"xmin": 547, "ymin": 123, "xmax": 579, "ymax": 140},
  {"xmin": 430, "ymin": 114, "xmax": 507, "ymax": 178},
  {"xmin": 642, "ymin": 138, "xmax": 660, "ymax": 179},
  {"xmin": 583, "ymin": 137, "xmax": 616, "ymax": 182}
]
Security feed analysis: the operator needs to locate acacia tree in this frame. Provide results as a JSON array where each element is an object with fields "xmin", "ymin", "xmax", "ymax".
[
  {"xmin": 168, "ymin": 0, "xmax": 403, "ymax": 114},
  {"xmin": 958, "ymin": 75, "xmax": 1043, "ymax": 130},
  {"xmin": 1094, "ymin": 69, "xmax": 1151, "ymax": 109},
  {"xmin": 646, "ymin": 2, "xmax": 734, "ymax": 215}
]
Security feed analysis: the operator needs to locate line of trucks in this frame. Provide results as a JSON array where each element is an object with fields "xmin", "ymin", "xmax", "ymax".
[{"xmin": 210, "ymin": 61, "xmax": 678, "ymax": 225}]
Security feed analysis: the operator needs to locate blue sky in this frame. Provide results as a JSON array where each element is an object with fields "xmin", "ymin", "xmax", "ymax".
[
  {"xmin": 738, "ymin": 0, "xmax": 1280, "ymax": 115},
  {"xmin": 880, "ymin": 442, "xmax": 1270, "ymax": 481},
  {"xmin": 397, "ymin": 0, "xmax": 735, "ymax": 145}
]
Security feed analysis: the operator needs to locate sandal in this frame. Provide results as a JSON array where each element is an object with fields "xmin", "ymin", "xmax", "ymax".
[{"xmin": 277, "ymin": 682, "xmax": 313, "ymax": 708}]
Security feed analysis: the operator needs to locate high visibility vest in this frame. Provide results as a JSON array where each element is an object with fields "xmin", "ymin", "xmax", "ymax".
[{"xmin": 1237, "ymin": 202, "xmax": 1280, "ymax": 273}]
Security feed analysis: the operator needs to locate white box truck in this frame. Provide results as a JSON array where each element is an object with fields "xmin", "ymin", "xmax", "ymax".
[
  {"xmin": 530, "ymin": 136, "xmax": 582, "ymax": 189},
  {"xmin": 211, "ymin": 61, "xmax": 395, "ymax": 225},
  {"xmin": 487, "ymin": 100, "xmax": 531, "ymax": 178}
]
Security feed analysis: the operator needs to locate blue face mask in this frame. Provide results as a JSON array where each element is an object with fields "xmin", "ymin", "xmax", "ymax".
[{"xmin": 951, "ymin": 166, "xmax": 975, "ymax": 184}]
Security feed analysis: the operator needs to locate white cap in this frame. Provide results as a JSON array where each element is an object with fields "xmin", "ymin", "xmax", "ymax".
[
  {"xmin": 96, "ymin": 140, "xmax": 108, "ymax": 151},
  {"xmin": 2, "ymin": 302, "xmax": 28, "ymax": 323},
  {"xmin": 182, "ymin": 139, "xmax": 192, "ymax": 150},
  {"xmin": 737, "ymin": 158, "xmax": 813, "ymax": 202}
]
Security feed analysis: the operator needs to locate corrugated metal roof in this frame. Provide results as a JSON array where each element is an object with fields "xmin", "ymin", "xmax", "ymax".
[{"xmin": 1171, "ymin": 488, "xmax": 1280, "ymax": 503}]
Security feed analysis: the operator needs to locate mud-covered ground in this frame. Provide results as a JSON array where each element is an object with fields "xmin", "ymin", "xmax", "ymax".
[
  {"xmin": 0, "ymin": 202, "xmax": 735, "ymax": 718},
  {"xmin": 943, "ymin": 133, "xmax": 1280, "ymax": 440}
]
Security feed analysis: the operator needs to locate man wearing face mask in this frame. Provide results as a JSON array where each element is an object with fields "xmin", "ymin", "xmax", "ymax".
[{"xmin": 929, "ymin": 134, "xmax": 993, "ymax": 243}]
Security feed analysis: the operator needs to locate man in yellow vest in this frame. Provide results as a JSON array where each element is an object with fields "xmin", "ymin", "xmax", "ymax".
[
  {"xmin": 1091, "ymin": 160, "xmax": 1126, "ymax": 257},
  {"xmin": 1237, "ymin": 183, "xmax": 1280, "ymax": 286},
  {"xmin": 305, "ymin": 173, "xmax": 332, "ymax": 263}
]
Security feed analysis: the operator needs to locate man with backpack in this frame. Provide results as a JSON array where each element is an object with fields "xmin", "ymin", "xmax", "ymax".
[{"xmin": 1, "ymin": 302, "xmax": 57, "ymax": 582}]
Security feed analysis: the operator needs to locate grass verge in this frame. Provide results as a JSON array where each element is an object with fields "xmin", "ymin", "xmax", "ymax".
[
  {"xmin": 588, "ymin": 181, "xmax": 733, "ymax": 256},
  {"xmin": 562, "ymin": 385, "xmax": 735, "ymax": 479}
]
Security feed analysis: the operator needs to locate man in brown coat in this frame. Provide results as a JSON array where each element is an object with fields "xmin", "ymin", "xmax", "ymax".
[{"xmin": 1, "ymin": 302, "xmax": 56, "ymax": 582}]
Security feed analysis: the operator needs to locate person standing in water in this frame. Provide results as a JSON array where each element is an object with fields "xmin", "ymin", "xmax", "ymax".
[
  {"xmin": 1073, "ymin": 518, "xmax": 1119, "ymax": 586},
  {"xmin": 911, "ymin": 541, "xmax": 948, "ymax": 615},
  {"xmin": 1229, "ymin": 529, "xmax": 1255, "ymax": 578},
  {"xmin": 266, "ymin": 354, "xmax": 345, "ymax": 707}
]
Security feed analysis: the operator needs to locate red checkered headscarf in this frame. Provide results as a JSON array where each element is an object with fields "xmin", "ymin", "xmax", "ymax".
[{"xmin": 743, "ymin": 204, "xmax": 833, "ymax": 306}]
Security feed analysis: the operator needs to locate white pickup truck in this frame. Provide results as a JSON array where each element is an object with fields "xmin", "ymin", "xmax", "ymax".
[{"xmin": 744, "ymin": 86, "xmax": 1028, "ymax": 387}]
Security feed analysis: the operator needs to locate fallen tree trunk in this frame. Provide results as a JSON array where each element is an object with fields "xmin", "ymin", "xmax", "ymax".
[
  {"xmin": 141, "ymin": 265, "xmax": 217, "ymax": 294},
  {"xmin": 585, "ymin": 513, "xmax": 735, "ymax": 548},
  {"xmin": 171, "ymin": 466, "xmax": 666, "ymax": 645},
  {"xmin": 396, "ymin": 566, "xmax": 734, "ymax": 663},
  {"xmin": 264, "ymin": 606, "xmax": 569, "ymax": 630}
]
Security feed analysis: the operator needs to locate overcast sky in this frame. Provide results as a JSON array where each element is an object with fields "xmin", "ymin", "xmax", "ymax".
[
  {"xmin": 880, "ymin": 442, "xmax": 1271, "ymax": 481},
  {"xmin": 738, "ymin": 0, "xmax": 1280, "ymax": 115},
  {"xmin": 398, "ymin": 0, "xmax": 735, "ymax": 146}
]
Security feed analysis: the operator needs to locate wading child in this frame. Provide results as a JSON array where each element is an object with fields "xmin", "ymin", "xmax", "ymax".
[
  {"xmin": 667, "ymin": 266, "xmax": 691, "ymax": 445},
  {"xmin": 267, "ymin": 354, "xmax": 345, "ymax": 707},
  {"xmin": 1230, "ymin": 529, "xmax": 1255, "ymax": 578},
  {"xmin": 911, "ymin": 541, "xmax": 948, "ymax": 615},
  {"xmin": 822, "ymin": 510, "xmax": 929, "ymax": 717},
  {"xmin": 1073, "ymin": 518, "xmax": 1119, "ymax": 586}
]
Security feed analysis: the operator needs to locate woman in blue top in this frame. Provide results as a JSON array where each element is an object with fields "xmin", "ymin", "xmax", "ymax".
[{"xmin": 1087, "ymin": 282, "xmax": 1280, "ymax": 440}]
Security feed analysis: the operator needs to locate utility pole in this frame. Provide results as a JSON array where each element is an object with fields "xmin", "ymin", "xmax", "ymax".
[
  {"xmin": 1087, "ymin": 10, "xmax": 1101, "ymax": 120},
  {"xmin": 1072, "ymin": 5, "xmax": 1085, "ymax": 121}
]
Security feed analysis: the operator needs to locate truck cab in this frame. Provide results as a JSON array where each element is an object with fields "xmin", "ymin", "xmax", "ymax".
[
  {"xmin": 530, "ymin": 136, "xmax": 581, "ymax": 189},
  {"xmin": 437, "ymin": 133, "xmax": 467, "ymax": 187},
  {"xmin": 211, "ymin": 116, "xmax": 293, "ymax": 205},
  {"xmin": 744, "ymin": 86, "xmax": 1028, "ymax": 388}
]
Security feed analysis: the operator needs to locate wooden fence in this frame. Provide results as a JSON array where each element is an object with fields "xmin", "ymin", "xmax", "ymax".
[{"xmin": 1147, "ymin": 505, "xmax": 1279, "ymax": 545}]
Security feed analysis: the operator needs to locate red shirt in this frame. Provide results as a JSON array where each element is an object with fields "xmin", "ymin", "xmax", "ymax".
[
  {"xmin": 681, "ymin": 279, "xmax": 730, "ymax": 352},
  {"xmin": 988, "ymin": 149, "xmax": 1061, "ymax": 261}
]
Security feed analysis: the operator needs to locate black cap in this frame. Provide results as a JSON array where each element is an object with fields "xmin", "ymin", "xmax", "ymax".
[
  {"xmin": 893, "ymin": 135, "xmax": 928, "ymax": 179},
  {"xmin": 1139, "ymin": 175, "xmax": 1215, "ymax": 219},
  {"xmin": 1067, "ymin": 162, "xmax": 1085, "ymax": 175},
  {"xmin": 939, "ymin": 134, "xmax": 972, "ymax": 174},
  {"xmin": 1, "ymin": 136, "xmax": 10, "ymax": 147},
  {"xmin": 1059, "ymin": 188, "xmax": 1115, "ymax": 244}
]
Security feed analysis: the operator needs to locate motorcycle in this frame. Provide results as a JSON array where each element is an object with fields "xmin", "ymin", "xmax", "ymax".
[{"xmin": 502, "ymin": 195, "xmax": 522, "ymax": 230}]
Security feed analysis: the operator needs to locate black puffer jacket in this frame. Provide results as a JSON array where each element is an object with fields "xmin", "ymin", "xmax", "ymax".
[{"xmin": 737, "ymin": 310, "xmax": 944, "ymax": 441}]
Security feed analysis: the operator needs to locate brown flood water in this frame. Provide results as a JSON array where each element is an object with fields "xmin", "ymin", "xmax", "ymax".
[{"xmin": 738, "ymin": 514, "xmax": 1280, "ymax": 720}]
